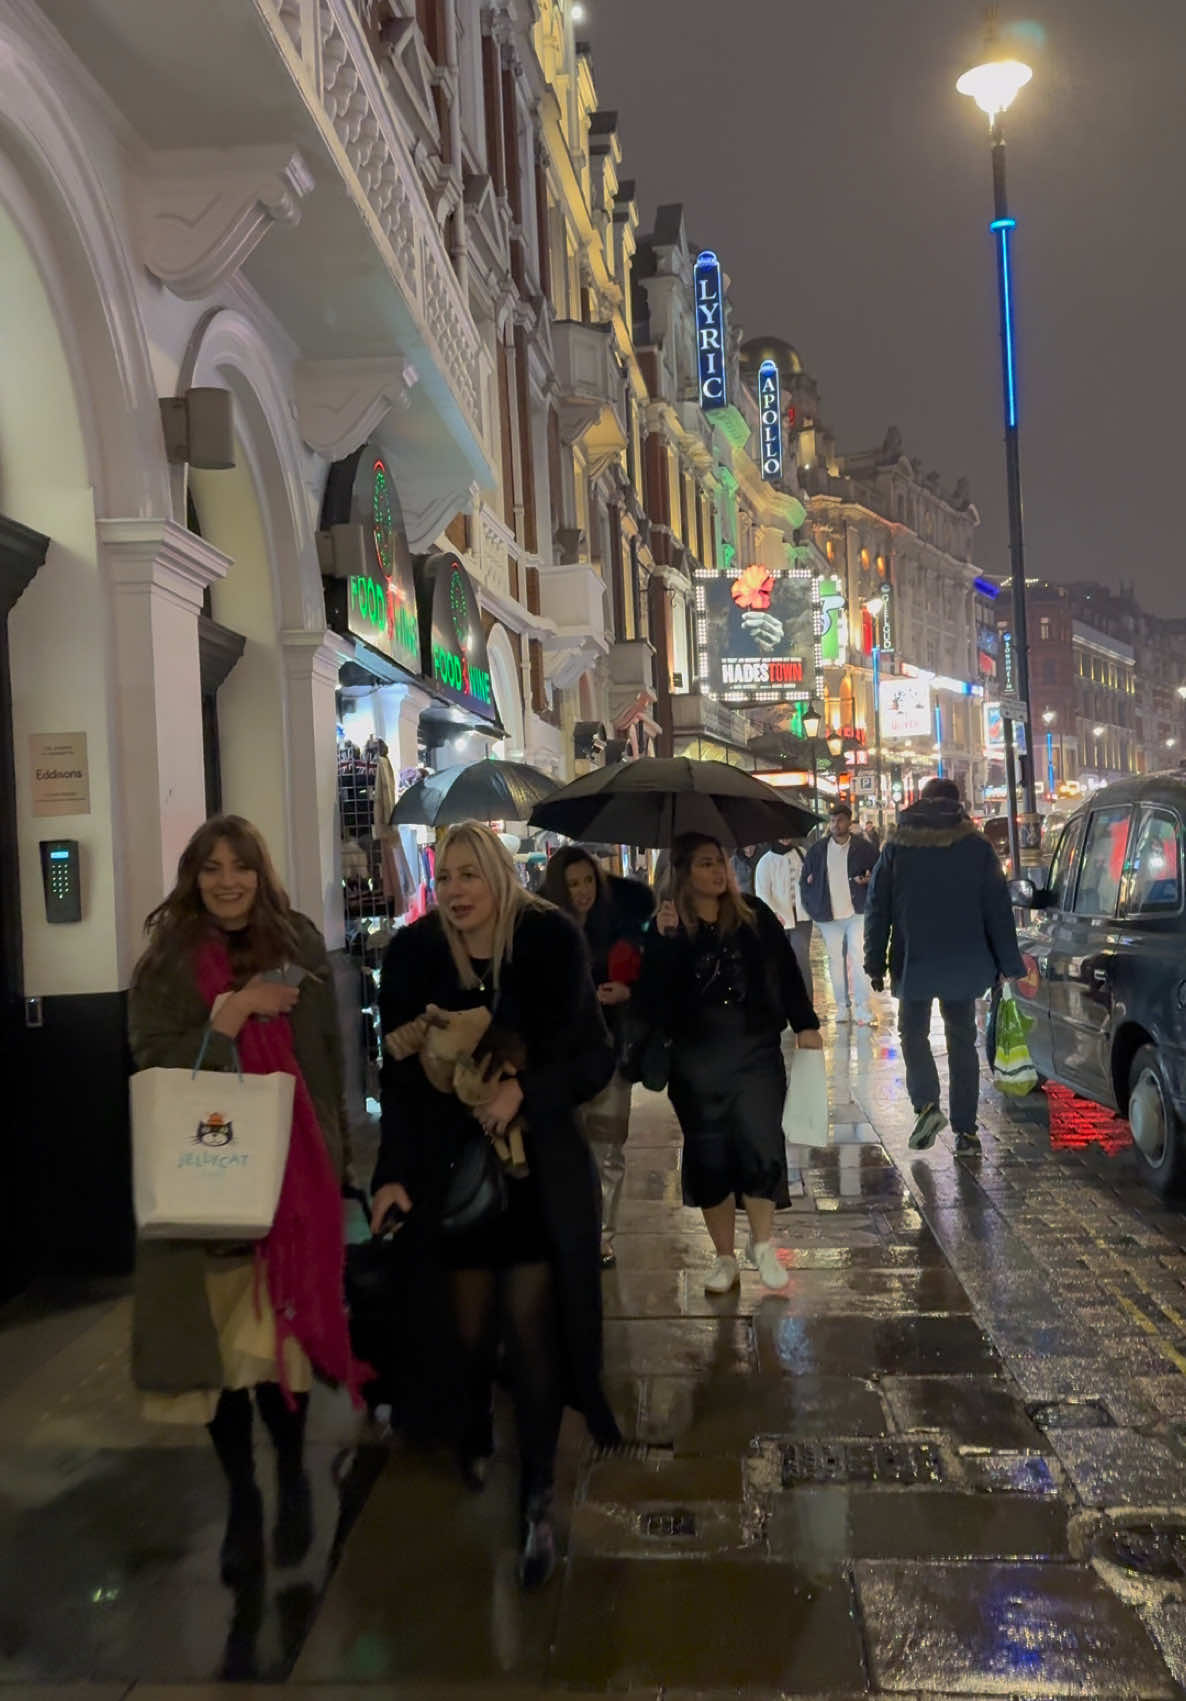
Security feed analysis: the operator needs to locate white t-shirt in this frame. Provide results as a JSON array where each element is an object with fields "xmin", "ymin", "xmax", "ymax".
[{"xmin": 827, "ymin": 838, "xmax": 855, "ymax": 921}]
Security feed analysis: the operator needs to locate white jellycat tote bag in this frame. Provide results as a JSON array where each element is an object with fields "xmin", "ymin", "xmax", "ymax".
[
  {"xmin": 782, "ymin": 1045, "xmax": 830, "ymax": 1149},
  {"xmin": 131, "ymin": 1031, "xmax": 295, "ymax": 1240}
]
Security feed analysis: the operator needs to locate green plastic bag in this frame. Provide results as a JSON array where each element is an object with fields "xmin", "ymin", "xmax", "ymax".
[{"xmin": 993, "ymin": 984, "xmax": 1038, "ymax": 1097}]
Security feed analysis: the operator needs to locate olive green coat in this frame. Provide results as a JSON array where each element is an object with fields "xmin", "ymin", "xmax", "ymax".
[{"xmin": 128, "ymin": 914, "xmax": 349, "ymax": 1395}]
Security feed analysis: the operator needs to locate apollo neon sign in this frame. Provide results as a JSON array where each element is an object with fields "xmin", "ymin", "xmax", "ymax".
[
  {"xmin": 758, "ymin": 359, "xmax": 782, "ymax": 480},
  {"xmin": 695, "ymin": 250, "xmax": 727, "ymax": 411}
]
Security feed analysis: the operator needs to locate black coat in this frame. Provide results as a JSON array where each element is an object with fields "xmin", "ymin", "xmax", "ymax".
[
  {"xmin": 580, "ymin": 876, "xmax": 654, "ymax": 1051},
  {"xmin": 374, "ymin": 903, "xmax": 619, "ymax": 1445},
  {"xmin": 863, "ymin": 798, "xmax": 1025, "ymax": 1002},
  {"xmin": 638, "ymin": 896, "xmax": 820, "ymax": 1042}
]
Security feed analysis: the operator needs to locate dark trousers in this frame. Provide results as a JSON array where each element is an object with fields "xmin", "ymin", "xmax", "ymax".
[{"xmin": 899, "ymin": 998, "xmax": 980, "ymax": 1136}]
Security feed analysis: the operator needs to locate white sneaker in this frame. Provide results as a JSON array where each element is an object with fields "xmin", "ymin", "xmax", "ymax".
[
  {"xmin": 748, "ymin": 1240, "xmax": 790, "ymax": 1291},
  {"xmin": 703, "ymin": 1254, "xmax": 740, "ymax": 1294}
]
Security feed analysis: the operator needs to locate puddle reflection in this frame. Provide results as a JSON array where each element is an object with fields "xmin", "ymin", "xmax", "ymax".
[{"xmin": 1044, "ymin": 1086, "xmax": 1132, "ymax": 1157}]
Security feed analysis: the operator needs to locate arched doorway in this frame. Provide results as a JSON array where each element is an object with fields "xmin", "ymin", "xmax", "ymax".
[{"xmin": 486, "ymin": 622, "xmax": 525, "ymax": 760}]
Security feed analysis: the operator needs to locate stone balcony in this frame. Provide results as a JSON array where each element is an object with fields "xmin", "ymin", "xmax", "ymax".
[
  {"xmin": 670, "ymin": 689, "xmax": 754, "ymax": 750},
  {"xmin": 552, "ymin": 321, "xmax": 628, "ymax": 476},
  {"xmin": 40, "ymin": 0, "xmax": 494, "ymax": 529},
  {"xmin": 538, "ymin": 562, "xmax": 610, "ymax": 690}
]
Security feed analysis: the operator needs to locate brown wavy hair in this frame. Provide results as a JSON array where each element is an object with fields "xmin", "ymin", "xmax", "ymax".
[
  {"xmin": 133, "ymin": 815, "xmax": 299, "ymax": 986},
  {"xmin": 670, "ymin": 832, "xmax": 754, "ymax": 937}
]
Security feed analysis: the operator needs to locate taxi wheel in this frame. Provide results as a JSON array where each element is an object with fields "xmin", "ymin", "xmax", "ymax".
[{"xmin": 1128, "ymin": 1045, "xmax": 1186, "ymax": 1197}]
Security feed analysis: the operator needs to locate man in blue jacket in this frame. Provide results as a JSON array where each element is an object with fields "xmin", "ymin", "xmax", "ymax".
[
  {"xmin": 800, "ymin": 802, "xmax": 879, "ymax": 1024},
  {"xmin": 864, "ymin": 778, "xmax": 1024, "ymax": 1154}
]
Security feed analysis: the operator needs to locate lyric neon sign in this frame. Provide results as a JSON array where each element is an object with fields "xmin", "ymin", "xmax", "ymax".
[
  {"xmin": 758, "ymin": 359, "xmax": 782, "ymax": 481},
  {"xmin": 695, "ymin": 250, "xmax": 727, "ymax": 411}
]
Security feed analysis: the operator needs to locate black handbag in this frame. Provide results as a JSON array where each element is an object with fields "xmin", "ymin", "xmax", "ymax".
[
  {"xmin": 440, "ymin": 1124, "xmax": 508, "ymax": 1235},
  {"xmin": 619, "ymin": 1019, "xmax": 672, "ymax": 1093}
]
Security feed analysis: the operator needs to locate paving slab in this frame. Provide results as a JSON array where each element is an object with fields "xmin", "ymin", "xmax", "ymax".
[
  {"xmin": 881, "ymin": 1377, "xmax": 1051, "ymax": 1451},
  {"xmin": 755, "ymin": 1311, "xmax": 1002, "ymax": 1378},
  {"xmin": 1052, "ymin": 1428, "xmax": 1186, "ymax": 1508},
  {"xmin": 292, "ymin": 1453, "xmax": 562, "ymax": 1685},
  {"xmin": 603, "ymin": 1318, "xmax": 753, "ymax": 1377},
  {"xmin": 768, "ymin": 1486, "xmax": 1069, "ymax": 1562},
  {"xmin": 856, "ymin": 1559, "xmax": 1176, "ymax": 1695},
  {"xmin": 548, "ymin": 1557, "xmax": 867, "ymax": 1691},
  {"xmin": 642, "ymin": 1372, "xmax": 889, "ymax": 1451}
]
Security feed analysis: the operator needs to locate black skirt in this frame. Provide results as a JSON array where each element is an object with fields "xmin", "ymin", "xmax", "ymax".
[
  {"xmin": 439, "ymin": 1167, "xmax": 552, "ymax": 1270},
  {"xmin": 668, "ymin": 1007, "xmax": 788, "ymax": 1209}
]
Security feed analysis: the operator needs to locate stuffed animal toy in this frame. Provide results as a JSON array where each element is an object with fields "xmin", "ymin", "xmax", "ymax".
[{"xmin": 385, "ymin": 1005, "xmax": 529, "ymax": 1175}]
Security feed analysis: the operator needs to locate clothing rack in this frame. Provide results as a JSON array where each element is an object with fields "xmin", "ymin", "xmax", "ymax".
[{"xmin": 337, "ymin": 741, "xmax": 398, "ymax": 1099}]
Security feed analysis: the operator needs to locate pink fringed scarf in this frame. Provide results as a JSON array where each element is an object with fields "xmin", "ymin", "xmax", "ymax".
[{"xmin": 196, "ymin": 939, "xmax": 370, "ymax": 1408}]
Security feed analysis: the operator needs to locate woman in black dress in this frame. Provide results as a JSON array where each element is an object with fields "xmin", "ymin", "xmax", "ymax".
[
  {"xmin": 372, "ymin": 823, "xmax": 620, "ymax": 1588},
  {"xmin": 541, "ymin": 849, "xmax": 654, "ymax": 1268},
  {"xmin": 640, "ymin": 833, "xmax": 823, "ymax": 1295}
]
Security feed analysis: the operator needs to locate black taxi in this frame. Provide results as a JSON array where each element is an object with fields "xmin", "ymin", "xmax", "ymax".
[{"xmin": 1004, "ymin": 774, "xmax": 1186, "ymax": 1194}]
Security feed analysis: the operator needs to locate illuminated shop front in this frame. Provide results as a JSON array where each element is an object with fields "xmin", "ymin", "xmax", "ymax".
[{"xmin": 321, "ymin": 447, "xmax": 523, "ymax": 1111}]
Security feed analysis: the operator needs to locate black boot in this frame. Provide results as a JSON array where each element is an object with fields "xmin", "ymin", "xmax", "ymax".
[
  {"xmin": 256, "ymin": 1384, "xmax": 313, "ymax": 1568},
  {"xmin": 208, "ymin": 1390, "xmax": 264, "ymax": 1586},
  {"xmin": 518, "ymin": 1484, "xmax": 557, "ymax": 1590}
]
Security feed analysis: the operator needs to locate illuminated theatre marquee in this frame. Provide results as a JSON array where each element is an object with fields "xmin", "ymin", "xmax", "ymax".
[
  {"xmin": 695, "ymin": 250, "xmax": 727, "ymax": 411},
  {"xmin": 758, "ymin": 359, "xmax": 782, "ymax": 480},
  {"xmin": 695, "ymin": 567, "xmax": 823, "ymax": 706}
]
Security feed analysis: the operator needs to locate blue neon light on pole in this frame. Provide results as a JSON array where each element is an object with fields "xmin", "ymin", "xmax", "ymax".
[
  {"xmin": 992, "ymin": 217, "xmax": 1018, "ymax": 428},
  {"xmin": 958, "ymin": 37, "xmax": 1038, "ymax": 875}
]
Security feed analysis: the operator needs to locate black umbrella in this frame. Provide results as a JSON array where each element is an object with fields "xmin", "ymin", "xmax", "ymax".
[
  {"xmin": 390, "ymin": 759, "xmax": 558, "ymax": 828},
  {"xmin": 527, "ymin": 757, "xmax": 818, "ymax": 849}
]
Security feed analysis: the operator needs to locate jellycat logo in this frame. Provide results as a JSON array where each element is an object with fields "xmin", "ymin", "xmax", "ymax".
[{"xmin": 195, "ymin": 1113, "xmax": 234, "ymax": 1148}]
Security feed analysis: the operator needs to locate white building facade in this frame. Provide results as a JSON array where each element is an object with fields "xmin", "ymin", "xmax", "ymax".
[{"xmin": 0, "ymin": 0, "xmax": 615, "ymax": 1293}]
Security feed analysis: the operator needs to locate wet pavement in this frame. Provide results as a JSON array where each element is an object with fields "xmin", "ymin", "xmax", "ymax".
[{"xmin": 6, "ymin": 974, "xmax": 1186, "ymax": 1697}]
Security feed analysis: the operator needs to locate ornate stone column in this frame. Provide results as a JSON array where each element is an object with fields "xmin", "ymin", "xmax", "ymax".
[{"xmin": 99, "ymin": 518, "xmax": 229, "ymax": 976}]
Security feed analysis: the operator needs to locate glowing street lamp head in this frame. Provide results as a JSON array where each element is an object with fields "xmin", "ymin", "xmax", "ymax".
[{"xmin": 957, "ymin": 58, "xmax": 1033, "ymax": 120}]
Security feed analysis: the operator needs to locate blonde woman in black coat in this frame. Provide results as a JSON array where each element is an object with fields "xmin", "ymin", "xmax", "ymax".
[{"xmin": 373, "ymin": 823, "xmax": 620, "ymax": 1588}]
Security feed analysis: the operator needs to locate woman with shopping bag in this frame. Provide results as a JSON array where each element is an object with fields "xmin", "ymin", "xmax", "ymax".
[
  {"xmin": 541, "ymin": 848, "xmax": 654, "ymax": 1269},
  {"xmin": 128, "ymin": 815, "xmax": 367, "ymax": 1586},
  {"xmin": 638, "ymin": 833, "xmax": 823, "ymax": 1295}
]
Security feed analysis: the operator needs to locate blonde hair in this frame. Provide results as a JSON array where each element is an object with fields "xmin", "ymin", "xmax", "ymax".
[
  {"xmin": 671, "ymin": 832, "xmax": 755, "ymax": 937},
  {"xmin": 435, "ymin": 821, "xmax": 550, "ymax": 989}
]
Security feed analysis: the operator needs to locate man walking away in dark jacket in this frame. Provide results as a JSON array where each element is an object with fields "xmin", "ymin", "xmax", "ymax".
[{"xmin": 864, "ymin": 778, "xmax": 1024, "ymax": 1155}]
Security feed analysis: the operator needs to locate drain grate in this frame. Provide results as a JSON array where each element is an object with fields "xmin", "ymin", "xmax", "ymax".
[
  {"xmin": 781, "ymin": 1440, "xmax": 946, "ymax": 1488},
  {"xmin": 1093, "ymin": 1521, "xmax": 1186, "ymax": 1580},
  {"xmin": 1028, "ymin": 1398, "xmax": 1115, "ymax": 1432},
  {"xmin": 639, "ymin": 1508, "xmax": 697, "ymax": 1539}
]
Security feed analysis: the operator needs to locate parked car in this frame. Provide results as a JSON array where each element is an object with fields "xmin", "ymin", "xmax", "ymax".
[{"xmin": 991, "ymin": 775, "xmax": 1186, "ymax": 1194}]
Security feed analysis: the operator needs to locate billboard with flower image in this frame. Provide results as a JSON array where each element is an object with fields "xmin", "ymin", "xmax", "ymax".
[{"xmin": 695, "ymin": 567, "xmax": 821, "ymax": 705}]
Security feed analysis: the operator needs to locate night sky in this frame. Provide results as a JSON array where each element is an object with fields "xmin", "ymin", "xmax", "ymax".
[{"xmin": 587, "ymin": 1, "xmax": 1186, "ymax": 616}]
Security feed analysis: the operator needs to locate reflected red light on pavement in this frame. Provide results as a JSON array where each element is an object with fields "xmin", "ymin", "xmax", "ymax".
[{"xmin": 1044, "ymin": 1084, "xmax": 1132, "ymax": 1156}]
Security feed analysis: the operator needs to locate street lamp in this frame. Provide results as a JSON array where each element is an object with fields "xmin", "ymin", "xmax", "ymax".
[
  {"xmin": 958, "ymin": 22, "xmax": 1037, "ymax": 874},
  {"xmin": 802, "ymin": 700, "xmax": 823, "ymax": 816},
  {"xmin": 864, "ymin": 596, "xmax": 887, "ymax": 833}
]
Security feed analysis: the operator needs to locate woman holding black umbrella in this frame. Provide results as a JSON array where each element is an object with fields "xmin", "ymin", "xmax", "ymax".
[
  {"xmin": 639, "ymin": 833, "xmax": 823, "ymax": 1294},
  {"xmin": 541, "ymin": 848, "xmax": 654, "ymax": 1269}
]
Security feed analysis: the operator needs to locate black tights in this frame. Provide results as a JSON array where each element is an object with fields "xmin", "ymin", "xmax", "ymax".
[
  {"xmin": 451, "ymin": 1261, "xmax": 563, "ymax": 1505},
  {"xmin": 208, "ymin": 1384, "xmax": 309, "ymax": 1491}
]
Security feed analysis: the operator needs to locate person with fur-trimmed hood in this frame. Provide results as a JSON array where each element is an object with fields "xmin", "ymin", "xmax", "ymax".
[{"xmin": 864, "ymin": 778, "xmax": 1023, "ymax": 1155}]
